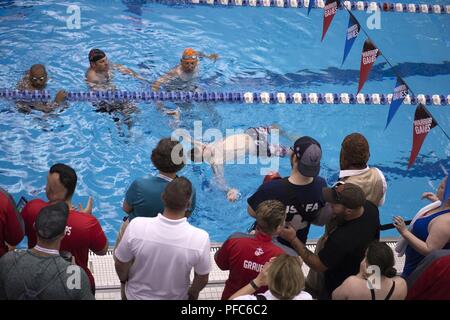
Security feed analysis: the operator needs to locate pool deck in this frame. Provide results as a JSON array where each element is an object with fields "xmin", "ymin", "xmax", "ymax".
[{"xmin": 91, "ymin": 238, "xmax": 405, "ymax": 300}]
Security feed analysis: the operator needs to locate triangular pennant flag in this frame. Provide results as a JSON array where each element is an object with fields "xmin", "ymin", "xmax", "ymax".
[
  {"xmin": 308, "ymin": 0, "xmax": 314, "ymax": 15},
  {"xmin": 408, "ymin": 104, "xmax": 437, "ymax": 168},
  {"xmin": 342, "ymin": 11, "xmax": 360, "ymax": 65},
  {"xmin": 385, "ymin": 77, "xmax": 409, "ymax": 129},
  {"xmin": 357, "ymin": 39, "xmax": 381, "ymax": 93},
  {"xmin": 322, "ymin": 0, "xmax": 340, "ymax": 41}
]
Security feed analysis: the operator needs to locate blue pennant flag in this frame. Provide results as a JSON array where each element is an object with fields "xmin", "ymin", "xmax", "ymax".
[
  {"xmin": 386, "ymin": 77, "xmax": 409, "ymax": 129},
  {"xmin": 308, "ymin": 0, "xmax": 314, "ymax": 15},
  {"xmin": 342, "ymin": 12, "xmax": 360, "ymax": 65}
]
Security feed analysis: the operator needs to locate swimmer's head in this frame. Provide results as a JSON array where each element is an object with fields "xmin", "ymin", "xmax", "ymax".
[
  {"xmin": 29, "ymin": 64, "xmax": 48, "ymax": 90},
  {"xmin": 89, "ymin": 48, "xmax": 109, "ymax": 71},
  {"xmin": 180, "ymin": 48, "xmax": 198, "ymax": 73}
]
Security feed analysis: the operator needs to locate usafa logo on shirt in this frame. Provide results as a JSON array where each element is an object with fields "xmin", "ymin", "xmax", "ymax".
[{"xmin": 254, "ymin": 247, "xmax": 264, "ymax": 257}]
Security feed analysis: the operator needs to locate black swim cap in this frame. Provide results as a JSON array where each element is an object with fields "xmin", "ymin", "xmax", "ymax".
[{"xmin": 89, "ymin": 48, "xmax": 106, "ymax": 63}]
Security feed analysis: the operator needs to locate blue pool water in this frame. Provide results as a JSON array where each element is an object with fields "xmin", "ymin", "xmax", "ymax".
[{"xmin": 0, "ymin": 0, "xmax": 449, "ymax": 244}]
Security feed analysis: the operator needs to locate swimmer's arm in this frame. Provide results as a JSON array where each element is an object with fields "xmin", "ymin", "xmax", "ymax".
[
  {"xmin": 152, "ymin": 68, "xmax": 178, "ymax": 91},
  {"xmin": 211, "ymin": 163, "xmax": 229, "ymax": 193},
  {"xmin": 198, "ymin": 52, "xmax": 219, "ymax": 61},
  {"xmin": 211, "ymin": 164, "xmax": 239, "ymax": 201},
  {"xmin": 15, "ymin": 102, "xmax": 32, "ymax": 113},
  {"xmin": 113, "ymin": 64, "xmax": 149, "ymax": 83}
]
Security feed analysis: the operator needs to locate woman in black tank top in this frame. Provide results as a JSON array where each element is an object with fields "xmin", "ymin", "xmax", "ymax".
[
  {"xmin": 367, "ymin": 278, "xmax": 396, "ymax": 300},
  {"xmin": 333, "ymin": 242, "xmax": 407, "ymax": 300}
]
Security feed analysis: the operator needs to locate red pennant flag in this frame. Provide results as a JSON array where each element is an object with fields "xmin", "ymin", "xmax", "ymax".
[
  {"xmin": 357, "ymin": 39, "xmax": 380, "ymax": 93},
  {"xmin": 322, "ymin": 0, "xmax": 340, "ymax": 41},
  {"xmin": 408, "ymin": 104, "xmax": 437, "ymax": 168}
]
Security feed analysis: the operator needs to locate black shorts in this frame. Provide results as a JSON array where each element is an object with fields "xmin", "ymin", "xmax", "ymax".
[{"xmin": 245, "ymin": 126, "xmax": 272, "ymax": 157}]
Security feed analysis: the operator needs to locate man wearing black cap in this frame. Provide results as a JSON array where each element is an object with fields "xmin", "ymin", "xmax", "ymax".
[
  {"xmin": 85, "ymin": 48, "xmax": 147, "ymax": 128},
  {"xmin": 280, "ymin": 183, "xmax": 380, "ymax": 300},
  {"xmin": 0, "ymin": 202, "xmax": 94, "ymax": 299},
  {"xmin": 86, "ymin": 48, "xmax": 147, "ymax": 87},
  {"xmin": 248, "ymin": 136, "xmax": 331, "ymax": 246}
]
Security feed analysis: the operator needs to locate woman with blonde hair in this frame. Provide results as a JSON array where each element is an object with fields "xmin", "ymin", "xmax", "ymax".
[{"xmin": 230, "ymin": 254, "xmax": 312, "ymax": 300}]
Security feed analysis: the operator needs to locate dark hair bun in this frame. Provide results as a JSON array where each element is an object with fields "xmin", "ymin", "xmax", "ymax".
[{"xmin": 384, "ymin": 267, "xmax": 397, "ymax": 278}]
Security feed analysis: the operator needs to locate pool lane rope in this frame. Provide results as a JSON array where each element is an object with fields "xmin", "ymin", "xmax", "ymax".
[
  {"xmin": 181, "ymin": 0, "xmax": 450, "ymax": 15},
  {"xmin": 1, "ymin": 89, "xmax": 449, "ymax": 105}
]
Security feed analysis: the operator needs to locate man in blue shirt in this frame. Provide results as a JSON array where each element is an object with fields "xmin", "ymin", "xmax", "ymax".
[
  {"xmin": 123, "ymin": 138, "xmax": 196, "ymax": 220},
  {"xmin": 247, "ymin": 136, "xmax": 332, "ymax": 245}
]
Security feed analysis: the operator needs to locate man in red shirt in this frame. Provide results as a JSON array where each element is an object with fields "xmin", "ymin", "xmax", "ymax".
[
  {"xmin": 0, "ymin": 187, "xmax": 24, "ymax": 258},
  {"xmin": 214, "ymin": 200, "xmax": 298, "ymax": 300},
  {"xmin": 21, "ymin": 164, "xmax": 108, "ymax": 292}
]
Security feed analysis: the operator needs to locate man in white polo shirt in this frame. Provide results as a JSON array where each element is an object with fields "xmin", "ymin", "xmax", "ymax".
[{"xmin": 114, "ymin": 177, "xmax": 210, "ymax": 300}]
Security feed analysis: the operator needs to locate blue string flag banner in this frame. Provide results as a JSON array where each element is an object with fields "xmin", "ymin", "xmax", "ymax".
[
  {"xmin": 342, "ymin": 11, "xmax": 360, "ymax": 65},
  {"xmin": 386, "ymin": 77, "xmax": 409, "ymax": 129}
]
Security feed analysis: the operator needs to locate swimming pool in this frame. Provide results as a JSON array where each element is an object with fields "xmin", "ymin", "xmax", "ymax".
[{"xmin": 0, "ymin": 0, "xmax": 449, "ymax": 244}]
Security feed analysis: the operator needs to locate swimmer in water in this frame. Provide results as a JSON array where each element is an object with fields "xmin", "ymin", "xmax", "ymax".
[
  {"xmin": 85, "ymin": 49, "xmax": 147, "ymax": 128},
  {"xmin": 86, "ymin": 48, "xmax": 148, "ymax": 89},
  {"xmin": 16, "ymin": 64, "xmax": 67, "ymax": 113},
  {"xmin": 151, "ymin": 48, "xmax": 219, "ymax": 120},
  {"xmin": 186, "ymin": 125, "xmax": 293, "ymax": 202}
]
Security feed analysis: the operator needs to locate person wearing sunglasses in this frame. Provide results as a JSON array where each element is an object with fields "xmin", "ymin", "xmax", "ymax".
[
  {"xmin": 152, "ymin": 48, "xmax": 218, "ymax": 92},
  {"xmin": 16, "ymin": 64, "xmax": 67, "ymax": 113},
  {"xmin": 151, "ymin": 48, "xmax": 219, "ymax": 120}
]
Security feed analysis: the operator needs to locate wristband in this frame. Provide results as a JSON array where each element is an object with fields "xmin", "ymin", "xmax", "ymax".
[{"xmin": 250, "ymin": 280, "xmax": 259, "ymax": 290}]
